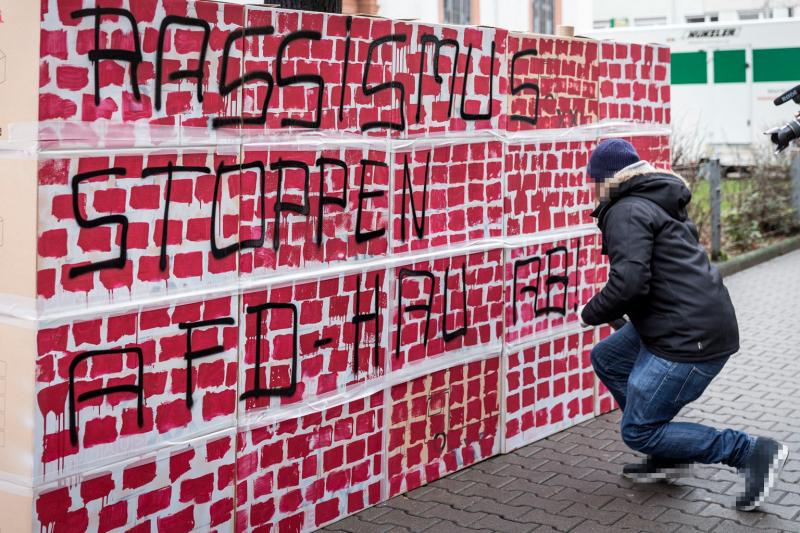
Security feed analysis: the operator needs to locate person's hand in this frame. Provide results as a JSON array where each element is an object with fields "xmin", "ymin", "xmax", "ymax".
[{"xmin": 577, "ymin": 304, "xmax": 591, "ymax": 328}]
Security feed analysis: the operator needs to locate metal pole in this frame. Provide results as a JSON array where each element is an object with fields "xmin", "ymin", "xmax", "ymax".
[
  {"xmin": 708, "ymin": 158, "xmax": 722, "ymax": 260},
  {"xmin": 791, "ymin": 152, "xmax": 800, "ymax": 225}
]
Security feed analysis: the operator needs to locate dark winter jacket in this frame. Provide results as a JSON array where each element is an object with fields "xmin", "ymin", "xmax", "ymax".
[{"xmin": 581, "ymin": 162, "xmax": 740, "ymax": 362}]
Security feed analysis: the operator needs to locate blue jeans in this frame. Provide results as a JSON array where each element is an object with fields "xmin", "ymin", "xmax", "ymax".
[{"xmin": 591, "ymin": 322, "xmax": 755, "ymax": 468}]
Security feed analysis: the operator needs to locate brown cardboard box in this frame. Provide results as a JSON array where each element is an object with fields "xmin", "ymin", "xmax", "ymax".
[{"xmin": 0, "ymin": 1, "xmax": 40, "ymax": 142}]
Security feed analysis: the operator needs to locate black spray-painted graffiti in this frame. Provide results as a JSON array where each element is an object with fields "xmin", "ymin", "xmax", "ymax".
[
  {"xmin": 511, "ymin": 239, "xmax": 582, "ymax": 325},
  {"xmin": 510, "ymin": 48, "xmax": 539, "ymax": 126},
  {"xmin": 395, "ymin": 263, "xmax": 468, "ymax": 359},
  {"xmin": 66, "ymin": 9, "xmax": 530, "ymax": 131},
  {"xmin": 67, "ymin": 155, "xmax": 387, "ymax": 279},
  {"xmin": 66, "ymin": 272, "xmax": 386, "ymax": 446}
]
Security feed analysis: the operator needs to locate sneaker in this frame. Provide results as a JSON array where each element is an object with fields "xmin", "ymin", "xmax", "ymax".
[
  {"xmin": 736, "ymin": 437, "xmax": 790, "ymax": 511},
  {"xmin": 622, "ymin": 456, "xmax": 691, "ymax": 483}
]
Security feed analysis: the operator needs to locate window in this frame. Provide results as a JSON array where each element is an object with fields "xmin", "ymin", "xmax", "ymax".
[
  {"xmin": 443, "ymin": 0, "xmax": 471, "ymax": 25},
  {"xmin": 533, "ymin": 0, "xmax": 554, "ymax": 34},
  {"xmin": 686, "ymin": 13, "xmax": 719, "ymax": 23},
  {"xmin": 738, "ymin": 10, "xmax": 762, "ymax": 20},
  {"xmin": 634, "ymin": 16, "xmax": 667, "ymax": 27}
]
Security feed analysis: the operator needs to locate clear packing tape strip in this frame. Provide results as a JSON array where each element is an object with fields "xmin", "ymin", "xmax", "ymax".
[{"xmin": 0, "ymin": 120, "xmax": 672, "ymax": 157}]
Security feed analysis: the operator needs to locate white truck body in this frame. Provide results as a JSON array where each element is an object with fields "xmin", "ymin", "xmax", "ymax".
[{"xmin": 589, "ymin": 18, "xmax": 800, "ymax": 167}]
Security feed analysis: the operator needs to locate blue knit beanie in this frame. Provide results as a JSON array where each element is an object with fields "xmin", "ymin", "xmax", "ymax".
[{"xmin": 587, "ymin": 139, "xmax": 641, "ymax": 182}]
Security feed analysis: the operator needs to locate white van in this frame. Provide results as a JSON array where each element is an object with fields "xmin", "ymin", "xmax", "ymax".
[{"xmin": 589, "ymin": 18, "xmax": 800, "ymax": 167}]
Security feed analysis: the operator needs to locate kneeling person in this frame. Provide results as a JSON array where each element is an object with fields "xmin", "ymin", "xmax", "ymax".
[{"xmin": 581, "ymin": 139, "xmax": 788, "ymax": 510}]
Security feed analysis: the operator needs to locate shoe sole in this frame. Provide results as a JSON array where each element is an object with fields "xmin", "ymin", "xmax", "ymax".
[
  {"xmin": 622, "ymin": 467, "xmax": 689, "ymax": 484},
  {"xmin": 737, "ymin": 444, "xmax": 790, "ymax": 511}
]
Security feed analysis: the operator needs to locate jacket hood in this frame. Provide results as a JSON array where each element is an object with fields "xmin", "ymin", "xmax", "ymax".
[{"xmin": 592, "ymin": 161, "xmax": 691, "ymax": 223}]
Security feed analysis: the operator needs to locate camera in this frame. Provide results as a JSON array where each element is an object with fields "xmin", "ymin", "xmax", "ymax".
[{"xmin": 766, "ymin": 84, "xmax": 800, "ymax": 153}]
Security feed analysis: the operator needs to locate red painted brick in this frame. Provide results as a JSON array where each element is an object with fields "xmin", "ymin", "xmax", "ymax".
[
  {"xmin": 157, "ymin": 398, "xmax": 193, "ymax": 434},
  {"xmin": 173, "ymin": 251, "xmax": 203, "ymax": 278},
  {"xmin": 38, "ymin": 229, "xmax": 68, "ymax": 258},
  {"xmin": 83, "ymin": 416, "xmax": 118, "ymax": 448},
  {"xmin": 137, "ymin": 486, "xmax": 172, "ymax": 519},
  {"xmin": 98, "ymin": 501, "xmax": 128, "ymax": 533},
  {"xmin": 79, "ymin": 473, "xmax": 115, "ymax": 503}
]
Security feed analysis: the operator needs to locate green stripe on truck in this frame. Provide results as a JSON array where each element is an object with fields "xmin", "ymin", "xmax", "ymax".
[
  {"xmin": 671, "ymin": 51, "xmax": 707, "ymax": 84},
  {"xmin": 713, "ymin": 49, "xmax": 746, "ymax": 83},
  {"xmin": 753, "ymin": 48, "xmax": 800, "ymax": 82}
]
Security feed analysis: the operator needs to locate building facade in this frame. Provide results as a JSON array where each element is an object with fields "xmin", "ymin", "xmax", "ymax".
[
  {"xmin": 591, "ymin": 0, "xmax": 798, "ymax": 30},
  {"xmin": 375, "ymin": 0, "xmax": 589, "ymax": 34}
]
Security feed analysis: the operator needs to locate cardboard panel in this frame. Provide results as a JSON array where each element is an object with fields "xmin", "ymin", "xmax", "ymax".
[
  {"xmin": 5, "ymin": 2, "xmax": 669, "ymax": 529},
  {"xmin": 33, "ymin": 429, "xmax": 236, "ymax": 532},
  {"xmin": 387, "ymin": 356, "xmax": 500, "ymax": 497},
  {"xmin": 504, "ymin": 139, "xmax": 596, "ymax": 238},
  {"xmin": 239, "ymin": 267, "xmax": 388, "ymax": 414},
  {"xmin": 506, "ymin": 33, "xmax": 599, "ymax": 132},
  {"xmin": 602, "ymin": 134, "xmax": 671, "ymax": 170},
  {"xmin": 504, "ymin": 329, "xmax": 595, "ymax": 452},
  {"xmin": 235, "ymin": 392, "xmax": 384, "ymax": 532},
  {"xmin": 37, "ymin": 147, "xmax": 240, "ymax": 313},
  {"xmin": 599, "ymin": 42, "xmax": 671, "ymax": 125},
  {"xmin": 239, "ymin": 143, "xmax": 390, "ymax": 279},
  {"xmin": 0, "ymin": 0, "xmax": 40, "ymax": 142},
  {"xmin": 391, "ymin": 140, "xmax": 503, "ymax": 255},
  {"xmin": 394, "ymin": 22, "xmax": 508, "ymax": 137},
  {"xmin": 39, "ymin": 0, "xmax": 246, "ymax": 144},
  {"xmin": 391, "ymin": 249, "xmax": 503, "ymax": 371},
  {"xmin": 240, "ymin": 7, "xmax": 401, "ymax": 136},
  {"xmin": 505, "ymin": 232, "xmax": 602, "ymax": 346},
  {"xmin": 34, "ymin": 296, "xmax": 238, "ymax": 483}
]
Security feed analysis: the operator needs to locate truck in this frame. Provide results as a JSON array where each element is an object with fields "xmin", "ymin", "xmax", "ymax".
[{"xmin": 589, "ymin": 18, "xmax": 800, "ymax": 169}]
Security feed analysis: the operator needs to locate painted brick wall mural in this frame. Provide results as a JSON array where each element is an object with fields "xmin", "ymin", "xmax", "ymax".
[{"xmin": 0, "ymin": 1, "xmax": 671, "ymax": 531}]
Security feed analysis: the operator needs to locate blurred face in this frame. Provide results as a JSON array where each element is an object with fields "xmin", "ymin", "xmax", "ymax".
[{"xmin": 593, "ymin": 181, "xmax": 605, "ymax": 204}]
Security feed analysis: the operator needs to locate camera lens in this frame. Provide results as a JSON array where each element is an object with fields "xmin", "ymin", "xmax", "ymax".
[{"xmin": 771, "ymin": 118, "xmax": 800, "ymax": 152}]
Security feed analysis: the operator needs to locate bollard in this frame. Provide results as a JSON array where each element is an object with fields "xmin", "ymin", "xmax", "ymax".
[
  {"xmin": 707, "ymin": 158, "xmax": 722, "ymax": 260},
  {"xmin": 791, "ymin": 152, "xmax": 800, "ymax": 224}
]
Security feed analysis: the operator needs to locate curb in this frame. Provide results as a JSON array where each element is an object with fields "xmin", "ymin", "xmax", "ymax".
[{"xmin": 714, "ymin": 234, "xmax": 800, "ymax": 277}]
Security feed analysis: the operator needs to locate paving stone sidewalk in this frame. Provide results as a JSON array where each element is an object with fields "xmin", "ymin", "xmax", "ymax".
[{"xmin": 325, "ymin": 249, "xmax": 800, "ymax": 532}]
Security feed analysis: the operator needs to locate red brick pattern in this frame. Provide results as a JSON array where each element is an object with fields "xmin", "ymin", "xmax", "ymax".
[
  {"xmin": 504, "ymin": 329, "xmax": 595, "ymax": 452},
  {"xmin": 507, "ymin": 34, "xmax": 598, "ymax": 132},
  {"xmin": 34, "ymin": 430, "xmax": 236, "ymax": 532},
  {"xmin": 240, "ymin": 7, "xmax": 400, "ymax": 136},
  {"xmin": 391, "ymin": 141, "xmax": 503, "ymax": 255},
  {"xmin": 239, "ymin": 145, "xmax": 390, "ymax": 279},
  {"xmin": 34, "ymin": 296, "xmax": 238, "ymax": 483},
  {"xmin": 505, "ymin": 233, "xmax": 603, "ymax": 346},
  {"xmin": 39, "ymin": 0, "xmax": 245, "ymax": 142},
  {"xmin": 391, "ymin": 250, "xmax": 503, "ymax": 371},
  {"xmin": 235, "ymin": 393, "xmax": 384, "ymax": 531},
  {"xmin": 599, "ymin": 42, "xmax": 671, "ymax": 125},
  {"xmin": 37, "ymin": 148, "xmax": 240, "ymax": 313},
  {"xmin": 19, "ymin": 2, "xmax": 673, "ymax": 529},
  {"xmin": 387, "ymin": 357, "xmax": 500, "ymax": 497},
  {"xmin": 395, "ymin": 22, "xmax": 508, "ymax": 136},
  {"xmin": 504, "ymin": 139, "xmax": 596, "ymax": 238},
  {"xmin": 239, "ymin": 268, "xmax": 388, "ymax": 413},
  {"xmin": 618, "ymin": 134, "xmax": 672, "ymax": 170}
]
